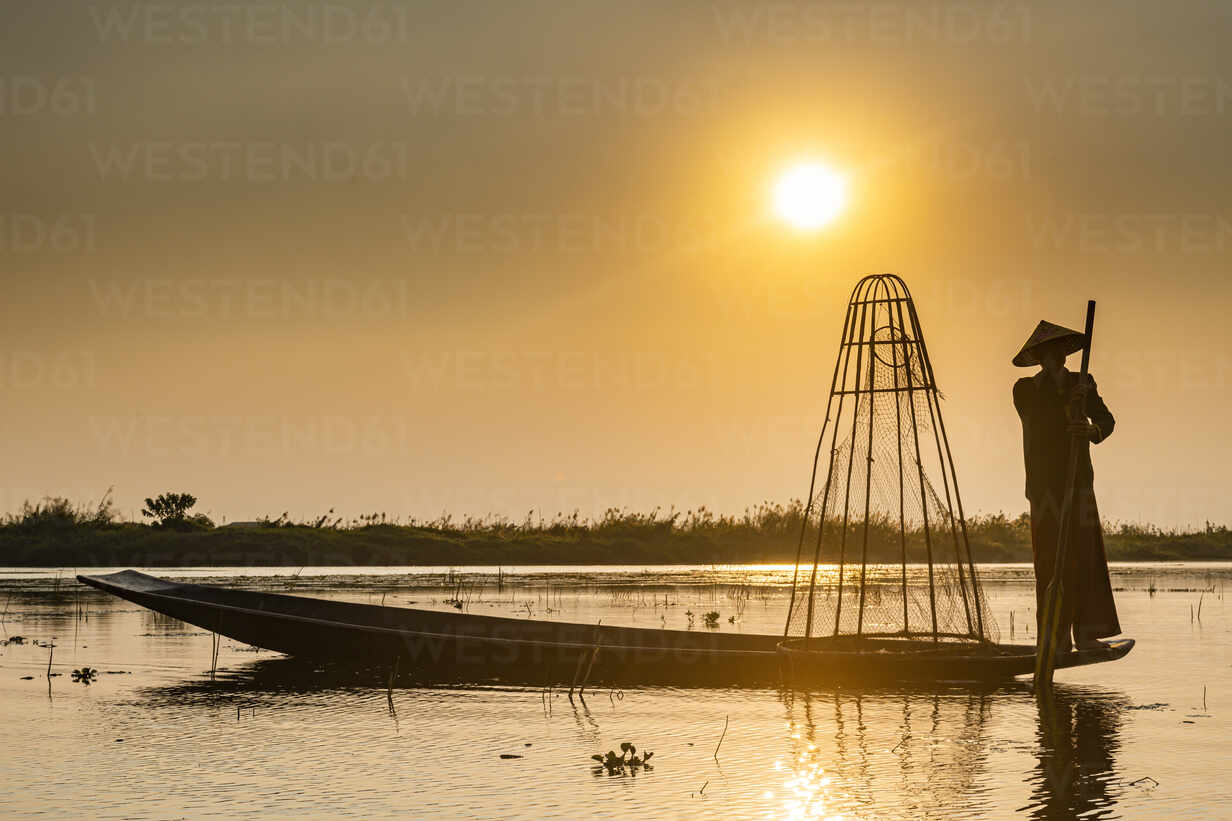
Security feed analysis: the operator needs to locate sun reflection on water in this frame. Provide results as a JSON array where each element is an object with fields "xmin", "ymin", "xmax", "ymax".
[
  {"xmin": 769, "ymin": 723, "xmax": 847, "ymax": 821},
  {"xmin": 776, "ymin": 747, "xmax": 844, "ymax": 821}
]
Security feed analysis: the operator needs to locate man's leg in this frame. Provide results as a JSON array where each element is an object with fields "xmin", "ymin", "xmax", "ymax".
[
  {"xmin": 1030, "ymin": 497, "xmax": 1072, "ymax": 654},
  {"xmin": 1071, "ymin": 488, "xmax": 1117, "ymax": 649}
]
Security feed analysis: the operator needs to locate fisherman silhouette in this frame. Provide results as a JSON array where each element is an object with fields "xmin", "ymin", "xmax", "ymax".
[{"xmin": 1012, "ymin": 321, "xmax": 1121, "ymax": 653}]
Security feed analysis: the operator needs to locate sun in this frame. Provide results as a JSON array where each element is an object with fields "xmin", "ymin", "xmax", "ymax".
[{"xmin": 772, "ymin": 161, "xmax": 847, "ymax": 231}]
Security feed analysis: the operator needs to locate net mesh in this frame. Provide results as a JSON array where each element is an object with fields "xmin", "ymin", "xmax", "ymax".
[{"xmin": 785, "ymin": 275, "xmax": 998, "ymax": 643}]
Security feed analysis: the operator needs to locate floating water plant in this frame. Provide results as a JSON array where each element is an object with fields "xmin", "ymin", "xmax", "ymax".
[
  {"xmin": 703, "ymin": 611, "xmax": 720, "ymax": 628},
  {"xmin": 71, "ymin": 667, "xmax": 98, "ymax": 684},
  {"xmin": 591, "ymin": 742, "xmax": 654, "ymax": 774}
]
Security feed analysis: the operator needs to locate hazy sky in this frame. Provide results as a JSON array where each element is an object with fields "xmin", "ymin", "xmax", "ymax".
[{"xmin": 1, "ymin": 1, "xmax": 1228, "ymax": 527}]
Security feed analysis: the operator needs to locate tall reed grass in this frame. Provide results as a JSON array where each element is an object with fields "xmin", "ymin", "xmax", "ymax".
[{"xmin": 1, "ymin": 493, "xmax": 1228, "ymax": 566}]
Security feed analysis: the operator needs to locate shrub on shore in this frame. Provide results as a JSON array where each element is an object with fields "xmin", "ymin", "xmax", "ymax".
[{"xmin": 6, "ymin": 490, "xmax": 118, "ymax": 532}]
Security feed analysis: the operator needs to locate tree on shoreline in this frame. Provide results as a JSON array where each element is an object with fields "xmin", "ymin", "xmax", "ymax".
[{"xmin": 141, "ymin": 492, "xmax": 213, "ymax": 530}]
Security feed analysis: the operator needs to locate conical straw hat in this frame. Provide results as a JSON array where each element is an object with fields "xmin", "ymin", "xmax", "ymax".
[{"xmin": 1012, "ymin": 320, "xmax": 1086, "ymax": 367}]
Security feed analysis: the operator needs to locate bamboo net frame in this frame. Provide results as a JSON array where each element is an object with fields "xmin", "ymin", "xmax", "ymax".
[{"xmin": 783, "ymin": 274, "xmax": 997, "ymax": 644}]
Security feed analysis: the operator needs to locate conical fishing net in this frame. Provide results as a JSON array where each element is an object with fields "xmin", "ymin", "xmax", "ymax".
[{"xmin": 785, "ymin": 274, "xmax": 998, "ymax": 643}]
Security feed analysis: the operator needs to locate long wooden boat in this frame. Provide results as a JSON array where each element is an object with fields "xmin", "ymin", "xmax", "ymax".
[{"xmin": 77, "ymin": 570, "xmax": 1134, "ymax": 686}]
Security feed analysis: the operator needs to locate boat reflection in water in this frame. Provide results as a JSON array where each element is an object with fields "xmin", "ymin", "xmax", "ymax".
[
  {"xmin": 776, "ymin": 688, "xmax": 995, "ymax": 819},
  {"xmin": 773, "ymin": 685, "xmax": 1127, "ymax": 820},
  {"xmin": 121, "ymin": 652, "xmax": 1128, "ymax": 819}
]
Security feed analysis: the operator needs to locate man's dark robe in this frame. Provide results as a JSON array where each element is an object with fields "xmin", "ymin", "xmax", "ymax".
[{"xmin": 1013, "ymin": 369, "xmax": 1121, "ymax": 648}]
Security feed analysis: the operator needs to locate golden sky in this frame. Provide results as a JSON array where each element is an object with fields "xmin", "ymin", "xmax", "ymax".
[{"xmin": 1, "ymin": 1, "xmax": 1228, "ymax": 527}]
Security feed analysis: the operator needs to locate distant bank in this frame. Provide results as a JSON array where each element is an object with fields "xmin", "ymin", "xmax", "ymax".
[{"xmin": 3, "ymin": 504, "xmax": 1230, "ymax": 567}]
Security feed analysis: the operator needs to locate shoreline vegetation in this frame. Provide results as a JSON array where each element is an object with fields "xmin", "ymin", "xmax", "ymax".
[{"xmin": 2, "ymin": 493, "xmax": 1231, "ymax": 568}]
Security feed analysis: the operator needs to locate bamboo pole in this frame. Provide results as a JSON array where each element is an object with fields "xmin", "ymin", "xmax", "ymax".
[
  {"xmin": 890, "ymin": 291, "xmax": 938, "ymax": 640},
  {"xmin": 802, "ymin": 278, "xmax": 868, "ymax": 638},
  {"xmin": 785, "ymin": 291, "xmax": 858, "ymax": 636}
]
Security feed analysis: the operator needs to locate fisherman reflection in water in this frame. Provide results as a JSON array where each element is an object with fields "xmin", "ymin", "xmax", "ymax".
[
  {"xmin": 1012, "ymin": 321, "xmax": 1121, "ymax": 654},
  {"xmin": 1030, "ymin": 688, "xmax": 1125, "ymax": 819}
]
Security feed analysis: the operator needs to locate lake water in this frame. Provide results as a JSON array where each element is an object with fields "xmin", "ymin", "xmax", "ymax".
[{"xmin": 0, "ymin": 563, "xmax": 1228, "ymax": 819}]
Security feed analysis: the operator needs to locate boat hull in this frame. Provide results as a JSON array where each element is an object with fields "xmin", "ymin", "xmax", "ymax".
[
  {"xmin": 79, "ymin": 571, "xmax": 782, "ymax": 685},
  {"xmin": 776, "ymin": 636, "xmax": 1136, "ymax": 683},
  {"xmin": 78, "ymin": 571, "xmax": 1133, "ymax": 686}
]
